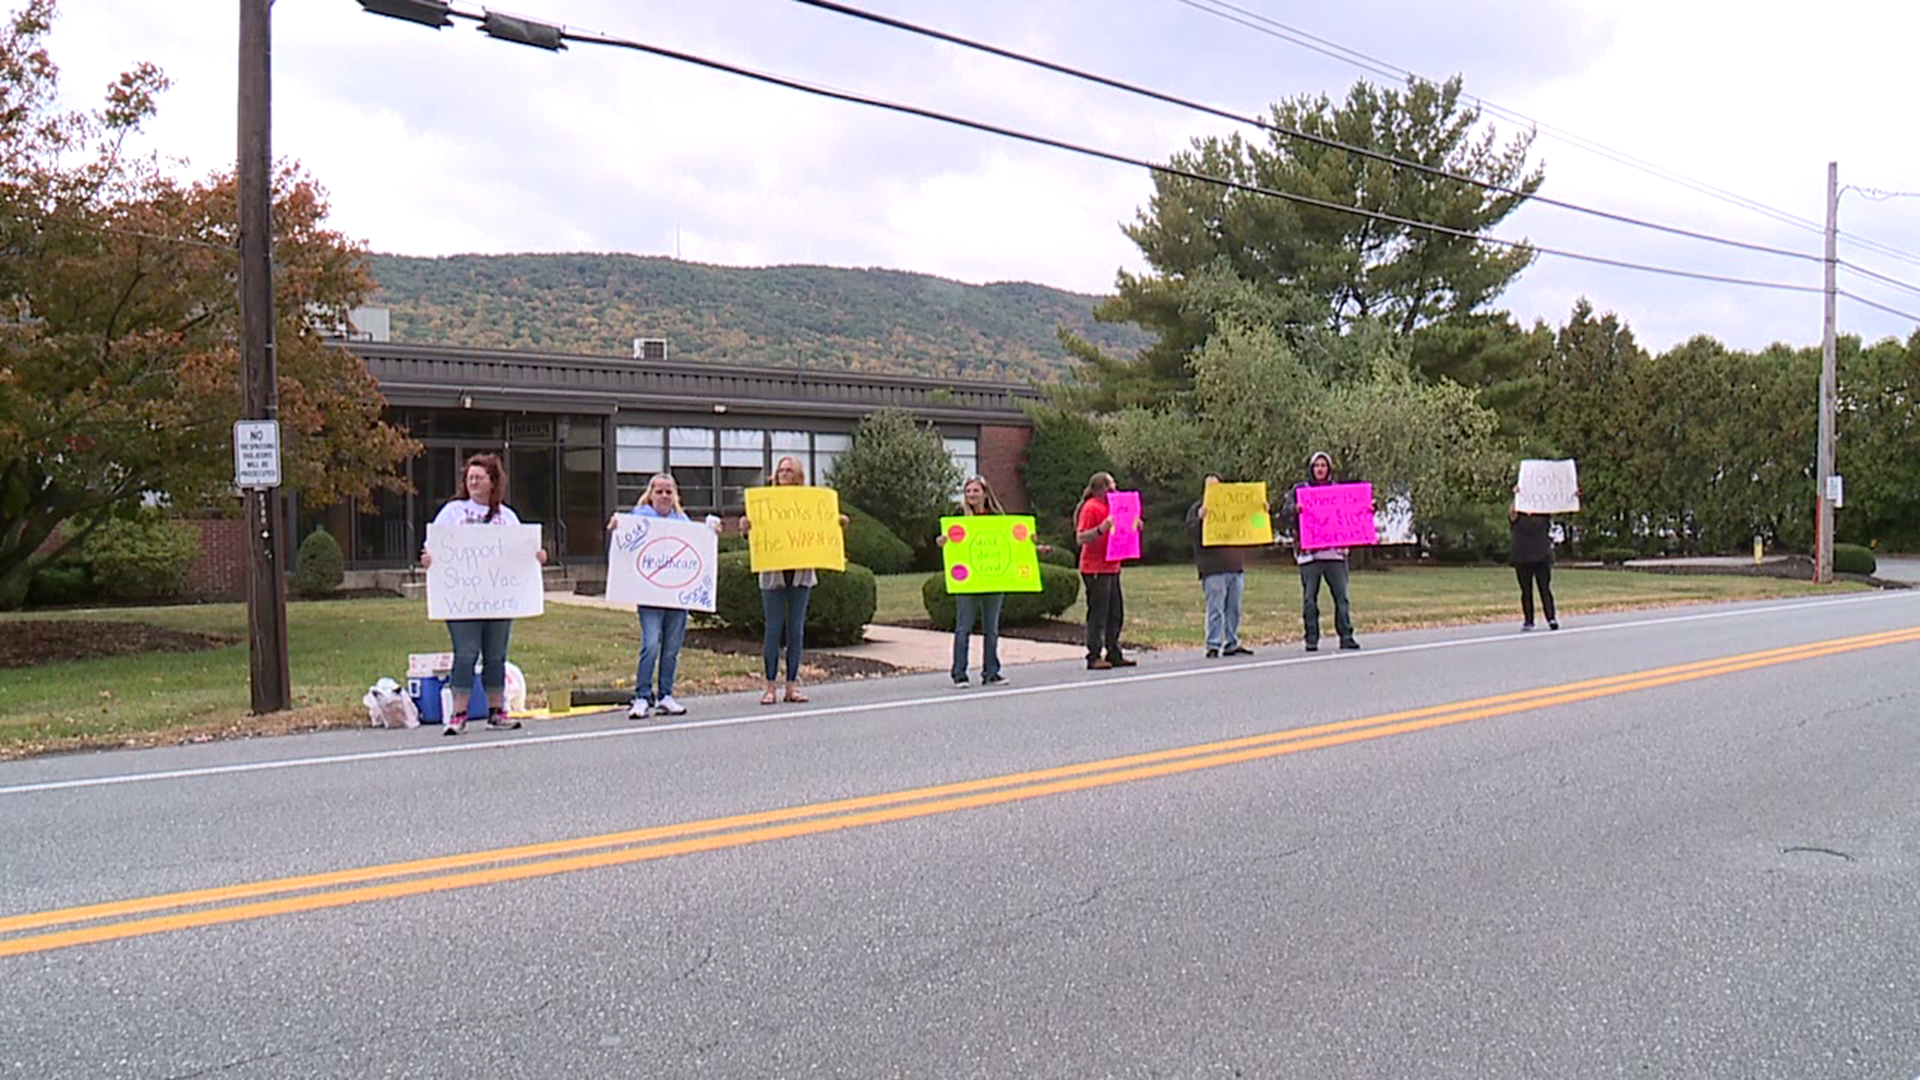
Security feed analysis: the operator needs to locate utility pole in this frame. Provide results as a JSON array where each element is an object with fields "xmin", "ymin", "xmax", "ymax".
[
  {"xmin": 239, "ymin": 0, "xmax": 291, "ymax": 713},
  {"xmin": 1814, "ymin": 162, "xmax": 1838, "ymax": 585}
]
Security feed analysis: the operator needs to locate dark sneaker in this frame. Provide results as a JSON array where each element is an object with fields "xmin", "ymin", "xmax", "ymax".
[
  {"xmin": 1304, "ymin": 642, "xmax": 1319, "ymax": 653},
  {"xmin": 1107, "ymin": 656, "xmax": 1138, "ymax": 668},
  {"xmin": 1521, "ymin": 623, "xmax": 1535, "ymax": 632},
  {"xmin": 1226, "ymin": 646, "xmax": 1254, "ymax": 656},
  {"xmin": 1548, "ymin": 620, "xmax": 1560, "ymax": 630},
  {"xmin": 1087, "ymin": 658, "xmax": 1112, "ymax": 671},
  {"xmin": 952, "ymin": 674, "xmax": 970, "ymax": 687},
  {"xmin": 1338, "ymin": 638, "xmax": 1360, "ymax": 651},
  {"xmin": 485, "ymin": 708, "xmax": 521, "ymax": 731},
  {"xmin": 1206, "ymin": 648, "xmax": 1220, "ymax": 658},
  {"xmin": 982, "ymin": 673, "xmax": 1008, "ymax": 686}
]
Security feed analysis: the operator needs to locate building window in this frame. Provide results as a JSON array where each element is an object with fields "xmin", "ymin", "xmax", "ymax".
[
  {"xmin": 615, "ymin": 425, "xmax": 664, "ymax": 509},
  {"xmin": 944, "ymin": 436, "xmax": 979, "ymax": 487},
  {"xmin": 719, "ymin": 428, "xmax": 766, "ymax": 512},
  {"xmin": 669, "ymin": 426, "xmax": 717, "ymax": 512},
  {"xmin": 815, "ymin": 432, "xmax": 851, "ymax": 486}
]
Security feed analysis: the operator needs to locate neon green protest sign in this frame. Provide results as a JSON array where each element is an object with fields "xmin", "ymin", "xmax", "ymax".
[{"xmin": 941, "ymin": 515, "xmax": 1043, "ymax": 594}]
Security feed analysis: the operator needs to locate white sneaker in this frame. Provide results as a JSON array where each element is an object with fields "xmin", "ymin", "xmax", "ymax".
[
  {"xmin": 654, "ymin": 695, "xmax": 687, "ymax": 717},
  {"xmin": 626, "ymin": 697, "xmax": 649, "ymax": 720}
]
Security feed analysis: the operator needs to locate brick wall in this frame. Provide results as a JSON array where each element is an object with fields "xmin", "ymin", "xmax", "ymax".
[
  {"xmin": 181, "ymin": 519, "xmax": 249, "ymax": 600},
  {"xmin": 978, "ymin": 424, "xmax": 1032, "ymax": 513}
]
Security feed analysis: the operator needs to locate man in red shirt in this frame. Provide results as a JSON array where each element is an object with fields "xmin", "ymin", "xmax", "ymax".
[{"xmin": 1075, "ymin": 471, "xmax": 1137, "ymax": 670}]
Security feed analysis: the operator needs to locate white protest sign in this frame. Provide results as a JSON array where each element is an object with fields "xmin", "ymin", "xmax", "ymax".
[
  {"xmin": 425, "ymin": 523, "xmax": 545, "ymax": 620},
  {"xmin": 1375, "ymin": 491, "xmax": 1417, "ymax": 545},
  {"xmin": 1516, "ymin": 459, "xmax": 1580, "ymax": 514},
  {"xmin": 605, "ymin": 514, "xmax": 718, "ymax": 612}
]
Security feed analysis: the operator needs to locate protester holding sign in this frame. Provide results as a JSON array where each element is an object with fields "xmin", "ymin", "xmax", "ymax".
[
  {"xmin": 606, "ymin": 473, "xmax": 720, "ymax": 719},
  {"xmin": 936, "ymin": 477, "xmax": 1050, "ymax": 687},
  {"xmin": 1187, "ymin": 474, "xmax": 1259, "ymax": 658},
  {"xmin": 740, "ymin": 455, "xmax": 848, "ymax": 705},
  {"xmin": 1283, "ymin": 451, "xmax": 1363, "ymax": 652},
  {"xmin": 420, "ymin": 453, "xmax": 546, "ymax": 735},
  {"xmin": 1510, "ymin": 485, "xmax": 1562, "ymax": 631},
  {"xmin": 1076, "ymin": 471, "xmax": 1138, "ymax": 671}
]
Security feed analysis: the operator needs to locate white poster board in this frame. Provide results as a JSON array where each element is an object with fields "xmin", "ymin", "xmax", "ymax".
[
  {"xmin": 425, "ymin": 523, "xmax": 545, "ymax": 620},
  {"xmin": 1516, "ymin": 459, "xmax": 1580, "ymax": 514},
  {"xmin": 605, "ymin": 514, "xmax": 719, "ymax": 612},
  {"xmin": 1375, "ymin": 491, "xmax": 1417, "ymax": 545}
]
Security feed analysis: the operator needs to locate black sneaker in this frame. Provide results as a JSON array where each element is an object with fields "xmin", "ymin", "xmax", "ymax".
[
  {"xmin": 1338, "ymin": 638, "xmax": 1360, "ymax": 651},
  {"xmin": 1548, "ymin": 620, "xmax": 1560, "ymax": 631},
  {"xmin": 1206, "ymin": 648, "xmax": 1220, "ymax": 658},
  {"xmin": 1226, "ymin": 646, "xmax": 1254, "ymax": 656},
  {"xmin": 952, "ymin": 674, "xmax": 970, "ymax": 687},
  {"xmin": 982, "ymin": 673, "xmax": 1008, "ymax": 686},
  {"xmin": 1304, "ymin": 642, "xmax": 1319, "ymax": 653}
]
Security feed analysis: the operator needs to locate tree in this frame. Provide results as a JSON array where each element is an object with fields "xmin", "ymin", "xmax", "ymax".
[
  {"xmin": 1019, "ymin": 404, "xmax": 1114, "ymax": 534},
  {"xmin": 0, "ymin": 0, "xmax": 415, "ymax": 606},
  {"xmin": 1078, "ymin": 75, "xmax": 1542, "ymax": 401},
  {"xmin": 826, "ymin": 407, "xmax": 961, "ymax": 549}
]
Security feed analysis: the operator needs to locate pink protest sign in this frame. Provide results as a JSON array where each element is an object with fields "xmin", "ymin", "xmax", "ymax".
[
  {"xmin": 1296, "ymin": 482, "xmax": 1378, "ymax": 549},
  {"xmin": 1104, "ymin": 490, "xmax": 1143, "ymax": 561}
]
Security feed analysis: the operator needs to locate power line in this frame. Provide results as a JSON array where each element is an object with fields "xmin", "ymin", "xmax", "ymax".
[
  {"xmin": 1168, "ymin": 0, "xmax": 1834, "ymax": 240},
  {"xmin": 791, "ymin": 0, "xmax": 1824, "ymax": 267},
  {"xmin": 423, "ymin": 8, "xmax": 1829, "ymax": 298},
  {"xmin": 1837, "ymin": 260, "xmax": 1920, "ymax": 300},
  {"xmin": 1837, "ymin": 290, "xmax": 1920, "ymax": 324}
]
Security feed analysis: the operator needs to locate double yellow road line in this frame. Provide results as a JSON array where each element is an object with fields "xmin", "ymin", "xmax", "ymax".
[{"xmin": 4, "ymin": 625, "xmax": 1916, "ymax": 958}]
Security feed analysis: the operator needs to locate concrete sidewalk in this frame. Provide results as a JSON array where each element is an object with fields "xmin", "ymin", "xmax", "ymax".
[{"xmin": 544, "ymin": 589, "xmax": 1085, "ymax": 672}]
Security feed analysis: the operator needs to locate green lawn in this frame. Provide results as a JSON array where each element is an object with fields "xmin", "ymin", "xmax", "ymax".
[
  {"xmin": 876, "ymin": 561, "xmax": 1866, "ymax": 649},
  {"xmin": 0, "ymin": 599, "xmax": 764, "ymax": 757}
]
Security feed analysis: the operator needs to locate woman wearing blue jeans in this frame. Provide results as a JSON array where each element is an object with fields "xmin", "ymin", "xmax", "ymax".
[
  {"xmin": 936, "ymin": 476, "xmax": 1050, "ymax": 686},
  {"xmin": 741, "ymin": 455, "xmax": 847, "ymax": 706},
  {"xmin": 421, "ymin": 453, "xmax": 546, "ymax": 736},
  {"xmin": 608, "ymin": 472, "xmax": 718, "ymax": 719}
]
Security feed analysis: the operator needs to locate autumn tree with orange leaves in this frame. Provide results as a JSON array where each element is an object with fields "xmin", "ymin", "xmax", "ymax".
[{"xmin": 0, "ymin": 0, "xmax": 415, "ymax": 606}]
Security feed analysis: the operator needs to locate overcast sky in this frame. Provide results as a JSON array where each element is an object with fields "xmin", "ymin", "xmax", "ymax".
[{"xmin": 46, "ymin": 0, "xmax": 1920, "ymax": 355}]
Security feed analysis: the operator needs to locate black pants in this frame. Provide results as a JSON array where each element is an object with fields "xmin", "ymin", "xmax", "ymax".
[
  {"xmin": 1082, "ymin": 572, "xmax": 1125, "ymax": 662},
  {"xmin": 1515, "ymin": 560, "xmax": 1556, "ymax": 625}
]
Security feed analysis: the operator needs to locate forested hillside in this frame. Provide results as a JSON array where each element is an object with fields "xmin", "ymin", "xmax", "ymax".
[{"xmin": 366, "ymin": 253, "xmax": 1148, "ymax": 382}]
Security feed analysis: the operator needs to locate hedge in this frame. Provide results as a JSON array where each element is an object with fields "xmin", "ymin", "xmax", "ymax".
[
  {"xmin": 714, "ymin": 551, "xmax": 876, "ymax": 647},
  {"xmin": 294, "ymin": 529, "xmax": 346, "ymax": 597},
  {"xmin": 919, "ymin": 562, "xmax": 1081, "ymax": 631},
  {"xmin": 83, "ymin": 511, "xmax": 200, "ymax": 601},
  {"xmin": 1833, "ymin": 543, "xmax": 1876, "ymax": 576},
  {"xmin": 842, "ymin": 504, "xmax": 914, "ymax": 575}
]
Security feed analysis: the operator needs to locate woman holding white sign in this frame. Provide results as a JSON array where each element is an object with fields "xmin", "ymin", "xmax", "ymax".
[
  {"xmin": 607, "ymin": 473, "xmax": 715, "ymax": 719},
  {"xmin": 740, "ymin": 455, "xmax": 848, "ymax": 706},
  {"xmin": 421, "ymin": 453, "xmax": 546, "ymax": 736},
  {"xmin": 1510, "ymin": 488, "xmax": 1560, "ymax": 632}
]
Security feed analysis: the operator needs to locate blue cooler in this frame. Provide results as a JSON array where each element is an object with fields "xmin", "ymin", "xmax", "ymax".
[{"xmin": 407, "ymin": 668, "xmax": 486, "ymax": 725}]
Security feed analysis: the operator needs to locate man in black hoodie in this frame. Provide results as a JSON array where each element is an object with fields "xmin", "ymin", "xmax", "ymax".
[
  {"xmin": 1186, "ymin": 474, "xmax": 1255, "ymax": 658},
  {"xmin": 1284, "ymin": 451, "xmax": 1359, "ymax": 652}
]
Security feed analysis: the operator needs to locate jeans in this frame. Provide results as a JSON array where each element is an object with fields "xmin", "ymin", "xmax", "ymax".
[
  {"xmin": 636, "ymin": 605, "xmax": 689, "ymax": 703},
  {"xmin": 1201, "ymin": 571, "xmax": 1244, "ymax": 651},
  {"xmin": 1515, "ymin": 560, "xmax": 1556, "ymax": 625},
  {"xmin": 446, "ymin": 617, "xmax": 512, "ymax": 716},
  {"xmin": 1299, "ymin": 559, "xmax": 1353, "ymax": 644},
  {"xmin": 952, "ymin": 592, "xmax": 1005, "ymax": 681},
  {"xmin": 1082, "ymin": 572, "xmax": 1125, "ymax": 662},
  {"xmin": 762, "ymin": 584, "xmax": 812, "ymax": 682}
]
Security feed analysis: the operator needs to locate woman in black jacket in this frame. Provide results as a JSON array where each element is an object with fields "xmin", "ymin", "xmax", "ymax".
[{"xmin": 1509, "ymin": 490, "xmax": 1559, "ymax": 631}]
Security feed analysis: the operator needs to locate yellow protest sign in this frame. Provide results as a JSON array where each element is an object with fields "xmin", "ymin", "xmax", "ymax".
[
  {"xmin": 1201, "ymin": 482, "xmax": 1274, "ymax": 546},
  {"xmin": 941, "ymin": 515, "xmax": 1043, "ymax": 594},
  {"xmin": 745, "ymin": 486, "xmax": 846, "ymax": 572}
]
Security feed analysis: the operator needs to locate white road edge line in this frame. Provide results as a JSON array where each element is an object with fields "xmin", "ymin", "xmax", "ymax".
[{"xmin": 2, "ymin": 590, "xmax": 1912, "ymax": 797}]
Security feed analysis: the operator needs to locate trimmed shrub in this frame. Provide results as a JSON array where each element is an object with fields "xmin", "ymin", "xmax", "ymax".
[
  {"xmin": 1587, "ymin": 546, "xmax": 1635, "ymax": 566},
  {"xmin": 294, "ymin": 528, "xmax": 346, "ymax": 597},
  {"xmin": 714, "ymin": 551, "xmax": 877, "ymax": 647},
  {"xmin": 1833, "ymin": 543, "xmax": 1877, "ymax": 576},
  {"xmin": 919, "ymin": 562, "xmax": 1082, "ymax": 631},
  {"xmin": 843, "ymin": 504, "xmax": 914, "ymax": 576},
  {"xmin": 1036, "ymin": 541, "xmax": 1077, "ymax": 568},
  {"xmin": 82, "ymin": 511, "xmax": 199, "ymax": 601},
  {"xmin": 26, "ymin": 559, "xmax": 95, "ymax": 606}
]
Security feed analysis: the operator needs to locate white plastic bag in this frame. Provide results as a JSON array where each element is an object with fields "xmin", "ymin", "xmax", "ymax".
[{"xmin": 362, "ymin": 677, "xmax": 420, "ymax": 729}]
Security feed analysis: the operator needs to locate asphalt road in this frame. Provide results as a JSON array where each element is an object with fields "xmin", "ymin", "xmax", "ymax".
[{"xmin": 4, "ymin": 592, "xmax": 1919, "ymax": 1079}]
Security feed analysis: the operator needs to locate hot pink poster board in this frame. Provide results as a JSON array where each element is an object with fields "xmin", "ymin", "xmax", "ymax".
[
  {"xmin": 1296, "ymin": 482, "xmax": 1378, "ymax": 549},
  {"xmin": 1105, "ymin": 490, "xmax": 1142, "ymax": 561}
]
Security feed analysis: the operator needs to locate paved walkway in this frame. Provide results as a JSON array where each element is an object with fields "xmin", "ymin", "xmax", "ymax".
[{"xmin": 544, "ymin": 589, "xmax": 1084, "ymax": 672}]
